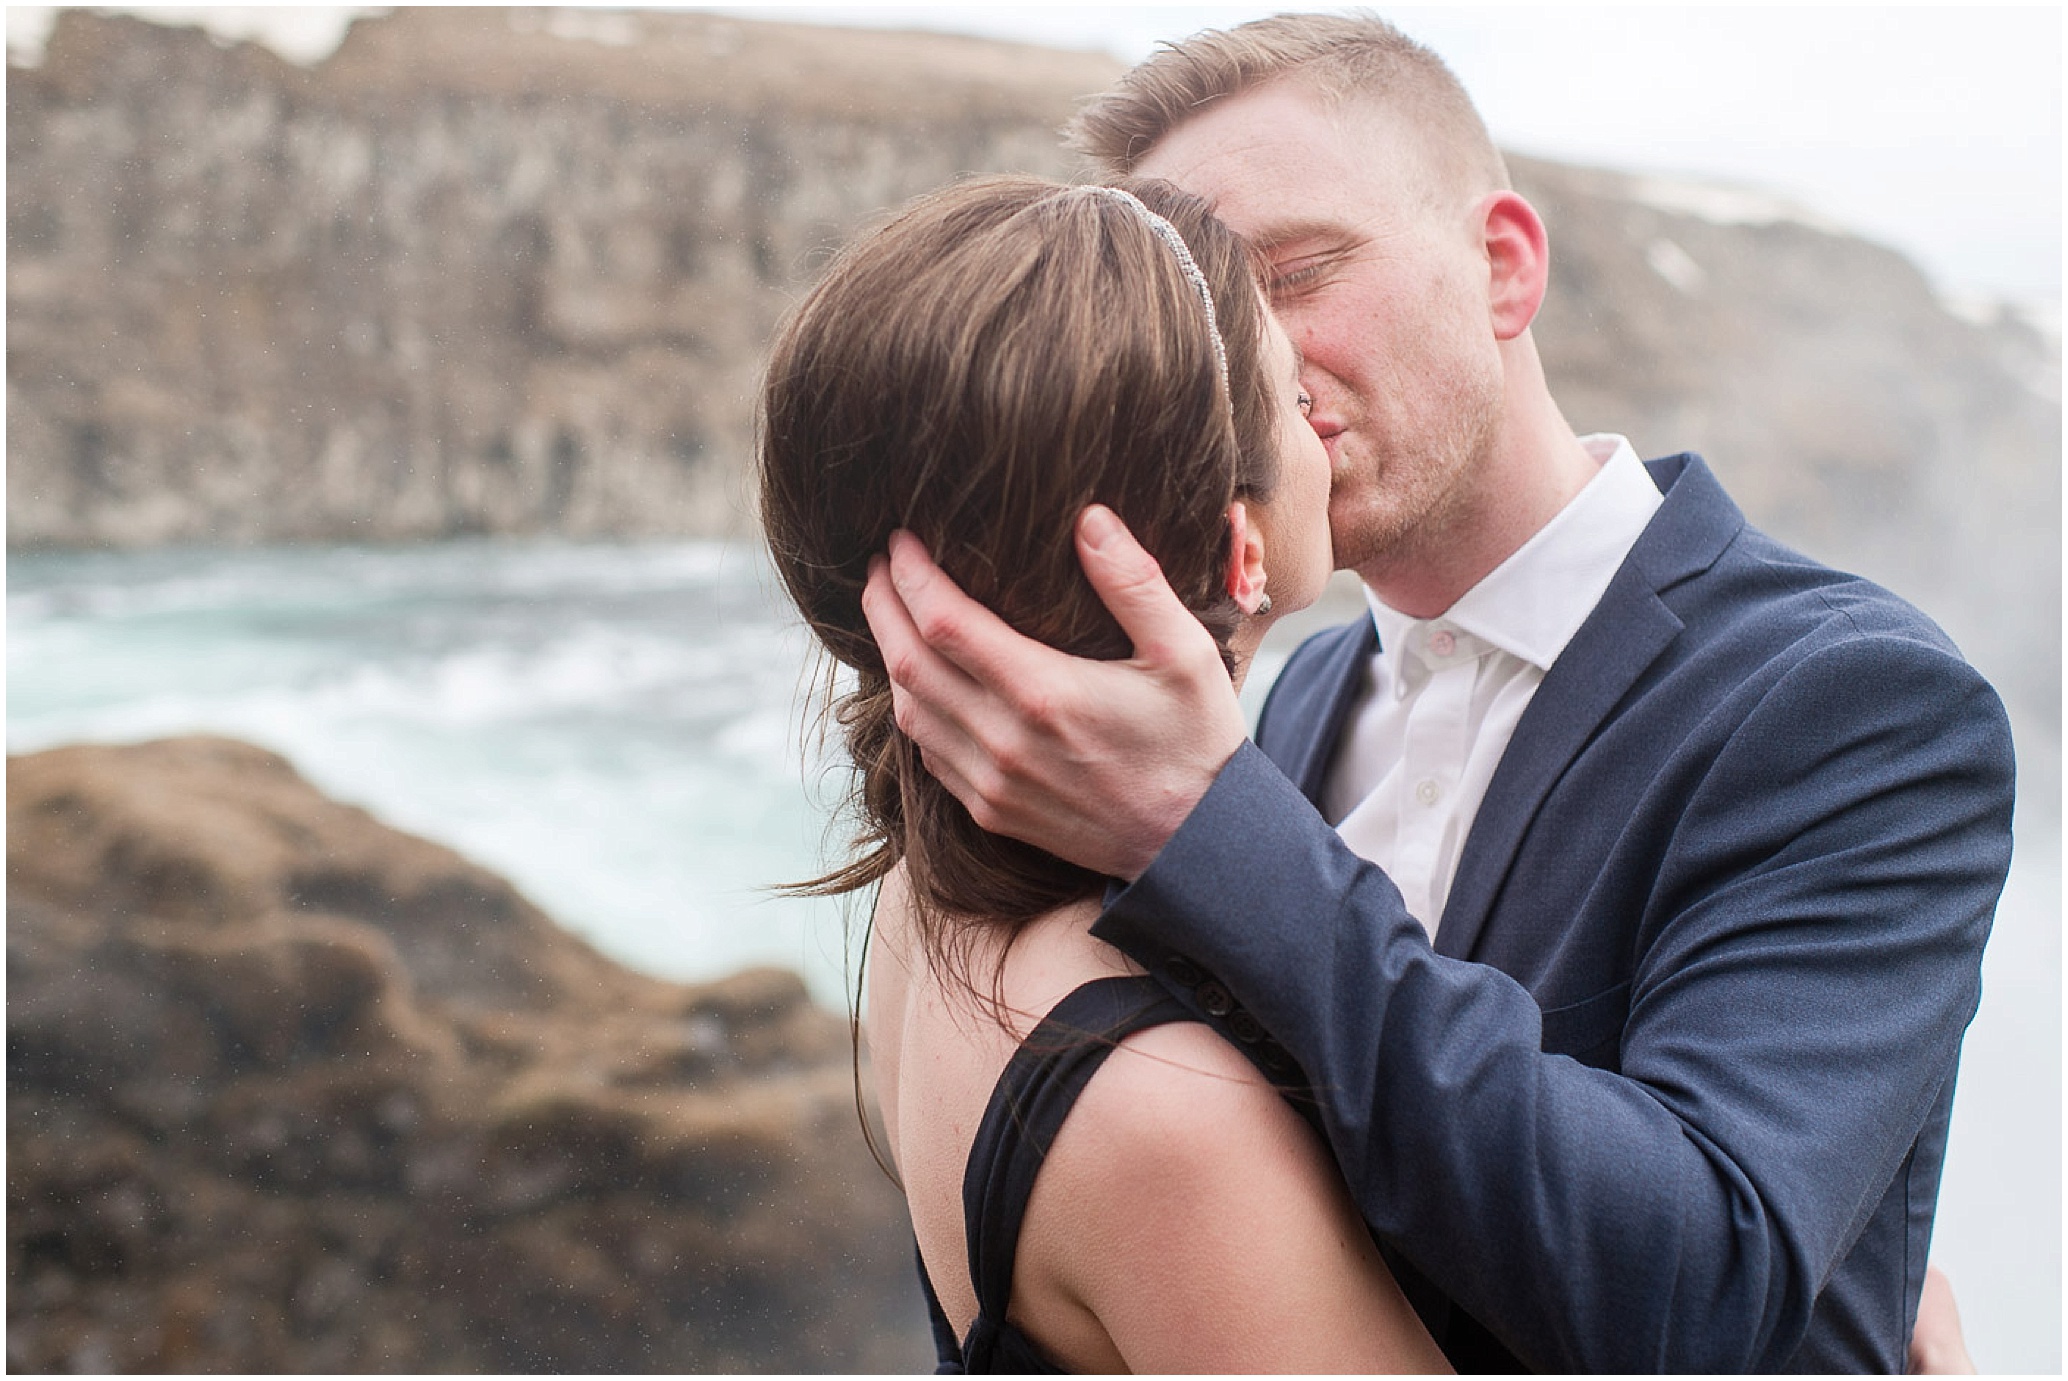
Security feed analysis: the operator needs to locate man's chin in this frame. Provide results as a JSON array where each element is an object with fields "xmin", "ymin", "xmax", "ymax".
[{"xmin": 1326, "ymin": 496, "xmax": 1401, "ymax": 577}]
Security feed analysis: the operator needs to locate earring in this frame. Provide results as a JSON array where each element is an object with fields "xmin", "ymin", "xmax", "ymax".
[{"xmin": 1255, "ymin": 593, "xmax": 1273, "ymax": 616}]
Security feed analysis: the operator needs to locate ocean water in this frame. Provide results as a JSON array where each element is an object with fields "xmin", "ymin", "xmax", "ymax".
[
  {"xmin": 8, "ymin": 540, "xmax": 867, "ymax": 1004},
  {"xmin": 9, "ymin": 540, "xmax": 2059, "ymax": 1370}
]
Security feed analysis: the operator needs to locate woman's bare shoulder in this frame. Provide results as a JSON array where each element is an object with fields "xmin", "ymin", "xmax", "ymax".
[
  {"xmin": 1054, "ymin": 1019, "xmax": 1311, "ymax": 1188},
  {"xmin": 1017, "ymin": 1018, "xmax": 1450, "ymax": 1373}
]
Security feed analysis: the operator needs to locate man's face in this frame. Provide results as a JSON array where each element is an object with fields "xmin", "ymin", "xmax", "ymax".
[{"xmin": 1135, "ymin": 82, "xmax": 1505, "ymax": 582}]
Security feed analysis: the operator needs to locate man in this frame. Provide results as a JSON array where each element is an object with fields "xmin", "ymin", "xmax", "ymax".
[{"xmin": 861, "ymin": 15, "xmax": 2014, "ymax": 1372}]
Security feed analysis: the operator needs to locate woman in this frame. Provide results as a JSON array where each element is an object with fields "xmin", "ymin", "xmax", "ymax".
[{"xmin": 758, "ymin": 175, "xmax": 1446, "ymax": 1373}]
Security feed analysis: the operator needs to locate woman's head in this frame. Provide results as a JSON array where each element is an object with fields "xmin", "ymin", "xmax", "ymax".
[{"xmin": 758, "ymin": 174, "xmax": 1316, "ymax": 970}]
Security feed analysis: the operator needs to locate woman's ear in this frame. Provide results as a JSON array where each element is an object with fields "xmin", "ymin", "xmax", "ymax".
[
  {"xmin": 1224, "ymin": 500, "xmax": 1269, "ymax": 614},
  {"xmin": 1479, "ymin": 190, "xmax": 1550, "ymax": 341}
]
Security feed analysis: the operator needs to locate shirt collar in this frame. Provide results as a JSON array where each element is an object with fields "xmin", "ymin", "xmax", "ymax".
[{"xmin": 1366, "ymin": 434, "xmax": 1664, "ymax": 673}]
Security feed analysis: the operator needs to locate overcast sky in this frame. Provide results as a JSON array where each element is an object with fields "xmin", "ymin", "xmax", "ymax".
[{"xmin": 10, "ymin": 4, "xmax": 2060, "ymax": 302}]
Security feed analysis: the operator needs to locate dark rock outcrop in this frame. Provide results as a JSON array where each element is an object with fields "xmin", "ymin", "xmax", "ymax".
[{"xmin": 7, "ymin": 735, "xmax": 929, "ymax": 1373}]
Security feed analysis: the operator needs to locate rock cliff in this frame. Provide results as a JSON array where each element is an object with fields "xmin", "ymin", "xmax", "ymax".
[
  {"xmin": 7, "ymin": 736, "xmax": 930, "ymax": 1372},
  {"xmin": 7, "ymin": 9, "xmax": 2056, "ymax": 731},
  {"xmin": 7, "ymin": 8, "xmax": 1110, "ymax": 546},
  {"xmin": 1518, "ymin": 158, "xmax": 2059, "ymax": 734}
]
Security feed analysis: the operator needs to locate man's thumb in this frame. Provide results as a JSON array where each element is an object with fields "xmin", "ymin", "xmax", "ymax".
[{"xmin": 1076, "ymin": 505, "xmax": 1213, "ymax": 665}]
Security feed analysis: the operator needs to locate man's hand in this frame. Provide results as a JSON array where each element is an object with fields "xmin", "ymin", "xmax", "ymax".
[{"xmin": 860, "ymin": 504, "xmax": 1249, "ymax": 881}]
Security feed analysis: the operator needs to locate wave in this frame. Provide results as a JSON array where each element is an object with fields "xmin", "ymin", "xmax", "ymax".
[{"xmin": 8, "ymin": 539, "xmax": 758, "ymax": 622}]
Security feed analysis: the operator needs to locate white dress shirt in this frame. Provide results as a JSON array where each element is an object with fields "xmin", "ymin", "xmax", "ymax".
[{"xmin": 1322, "ymin": 435, "xmax": 1664, "ymax": 937}]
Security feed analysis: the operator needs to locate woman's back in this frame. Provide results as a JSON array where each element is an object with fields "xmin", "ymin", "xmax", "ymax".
[
  {"xmin": 866, "ymin": 872, "xmax": 1132, "ymax": 1370},
  {"xmin": 869, "ymin": 867, "xmax": 1446, "ymax": 1373}
]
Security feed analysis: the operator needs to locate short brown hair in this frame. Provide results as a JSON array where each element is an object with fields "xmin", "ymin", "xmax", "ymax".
[
  {"xmin": 757, "ymin": 176, "xmax": 1277, "ymax": 986},
  {"xmin": 1067, "ymin": 12, "xmax": 1507, "ymax": 194}
]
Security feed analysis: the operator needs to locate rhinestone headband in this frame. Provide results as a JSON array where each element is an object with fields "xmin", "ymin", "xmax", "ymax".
[{"xmin": 1077, "ymin": 185, "xmax": 1232, "ymax": 409}]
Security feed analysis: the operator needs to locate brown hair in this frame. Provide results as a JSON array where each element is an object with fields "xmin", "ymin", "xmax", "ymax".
[
  {"xmin": 757, "ymin": 175, "xmax": 1276, "ymax": 990},
  {"xmin": 1067, "ymin": 12, "xmax": 1508, "ymax": 197}
]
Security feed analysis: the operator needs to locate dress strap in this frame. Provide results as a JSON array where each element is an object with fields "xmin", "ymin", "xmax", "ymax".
[{"xmin": 956, "ymin": 973, "xmax": 1193, "ymax": 1370}]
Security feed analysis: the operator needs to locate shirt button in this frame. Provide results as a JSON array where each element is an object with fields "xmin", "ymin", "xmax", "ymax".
[
  {"xmin": 1415, "ymin": 778, "xmax": 1441, "ymax": 807},
  {"xmin": 1195, "ymin": 980, "xmax": 1236, "ymax": 1017},
  {"xmin": 1428, "ymin": 629, "xmax": 1456, "ymax": 657}
]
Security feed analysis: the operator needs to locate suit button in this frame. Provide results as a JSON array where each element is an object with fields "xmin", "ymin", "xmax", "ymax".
[
  {"xmin": 1166, "ymin": 957, "xmax": 1204, "ymax": 987},
  {"xmin": 1196, "ymin": 980, "xmax": 1236, "ymax": 1017},
  {"xmin": 1228, "ymin": 1011, "xmax": 1265, "ymax": 1043}
]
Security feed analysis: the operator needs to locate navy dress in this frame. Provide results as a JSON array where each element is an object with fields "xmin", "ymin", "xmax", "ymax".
[{"xmin": 916, "ymin": 974, "xmax": 1194, "ymax": 1374}]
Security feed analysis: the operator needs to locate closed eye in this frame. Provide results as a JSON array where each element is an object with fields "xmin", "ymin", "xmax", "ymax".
[{"xmin": 1269, "ymin": 260, "xmax": 1332, "ymax": 300}]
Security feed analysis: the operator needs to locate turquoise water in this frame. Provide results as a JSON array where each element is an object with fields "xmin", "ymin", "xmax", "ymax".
[
  {"xmin": 9, "ymin": 540, "xmax": 2057, "ymax": 1370},
  {"xmin": 8, "ymin": 540, "xmax": 864, "ymax": 1004}
]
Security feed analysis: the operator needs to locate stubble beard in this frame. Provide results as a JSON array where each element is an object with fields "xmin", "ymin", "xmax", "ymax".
[{"xmin": 1331, "ymin": 387, "xmax": 1503, "ymax": 596}]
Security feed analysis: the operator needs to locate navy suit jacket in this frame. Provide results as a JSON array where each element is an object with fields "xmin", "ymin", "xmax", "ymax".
[{"xmin": 1091, "ymin": 455, "xmax": 2015, "ymax": 1372}]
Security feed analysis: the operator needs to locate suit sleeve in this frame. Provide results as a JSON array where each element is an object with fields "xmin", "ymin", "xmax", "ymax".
[{"xmin": 1091, "ymin": 632, "xmax": 2015, "ymax": 1372}]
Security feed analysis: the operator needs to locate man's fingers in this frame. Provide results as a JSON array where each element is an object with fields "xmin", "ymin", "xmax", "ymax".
[
  {"xmin": 883, "ymin": 666, "xmax": 979, "ymax": 773},
  {"xmin": 1075, "ymin": 504, "xmax": 1221, "ymax": 666},
  {"xmin": 887, "ymin": 528, "xmax": 1074, "ymax": 695},
  {"xmin": 914, "ymin": 741, "xmax": 1010, "ymax": 837},
  {"xmin": 867, "ymin": 550, "xmax": 1012, "ymax": 799},
  {"xmin": 864, "ymin": 550, "xmax": 977, "ymax": 700}
]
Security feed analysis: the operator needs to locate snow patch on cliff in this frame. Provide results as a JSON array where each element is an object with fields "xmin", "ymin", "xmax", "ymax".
[{"xmin": 1629, "ymin": 173, "xmax": 1850, "ymax": 237}]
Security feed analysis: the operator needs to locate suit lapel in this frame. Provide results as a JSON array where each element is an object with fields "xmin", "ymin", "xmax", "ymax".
[
  {"xmin": 1435, "ymin": 577, "xmax": 1682, "ymax": 959},
  {"xmin": 1435, "ymin": 455, "xmax": 1742, "ymax": 961}
]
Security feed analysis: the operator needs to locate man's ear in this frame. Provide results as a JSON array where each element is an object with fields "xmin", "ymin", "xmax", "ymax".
[
  {"xmin": 1479, "ymin": 190, "xmax": 1550, "ymax": 341},
  {"xmin": 1223, "ymin": 500, "xmax": 1269, "ymax": 613}
]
